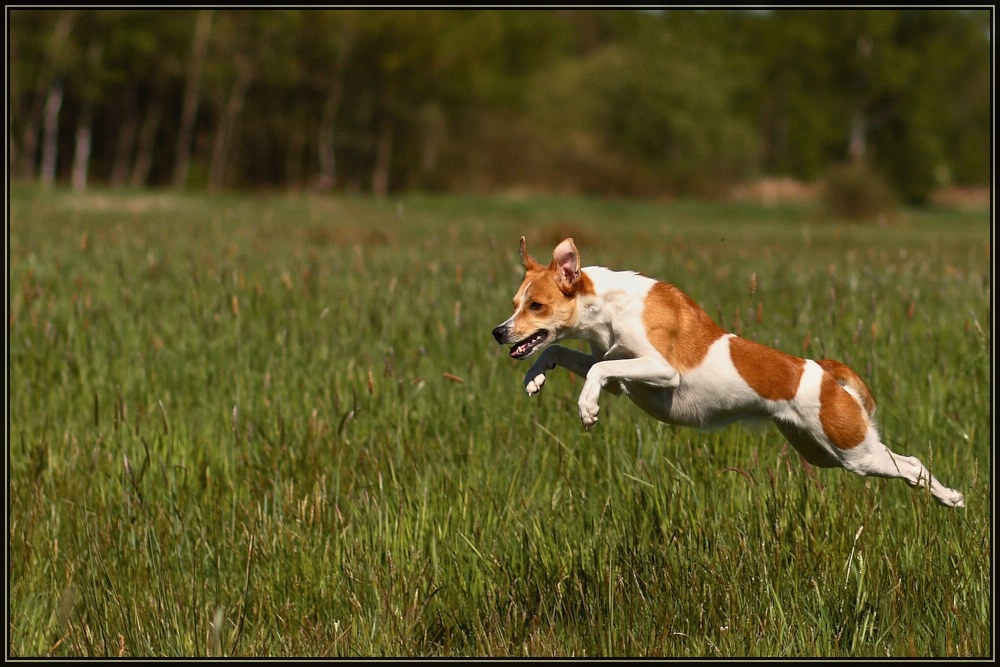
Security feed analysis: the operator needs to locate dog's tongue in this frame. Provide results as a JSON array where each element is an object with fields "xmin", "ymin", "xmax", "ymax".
[
  {"xmin": 510, "ymin": 341, "xmax": 530, "ymax": 358},
  {"xmin": 510, "ymin": 331, "xmax": 545, "ymax": 359}
]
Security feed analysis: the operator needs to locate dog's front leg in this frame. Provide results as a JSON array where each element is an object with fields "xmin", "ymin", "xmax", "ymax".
[
  {"xmin": 578, "ymin": 357, "xmax": 680, "ymax": 429},
  {"xmin": 524, "ymin": 345, "xmax": 596, "ymax": 396}
]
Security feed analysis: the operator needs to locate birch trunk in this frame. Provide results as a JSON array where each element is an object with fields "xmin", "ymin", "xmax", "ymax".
[
  {"xmin": 316, "ymin": 81, "xmax": 344, "ymax": 191},
  {"xmin": 130, "ymin": 82, "xmax": 166, "ymax": 187},
  {"xmin": 172, "ymin": 9, "xmax": 214, "ymax": 188},
  {"xmin": 315, "ymin": 27, "xmax": 354, "ymax": 191},
  {"xmin": 208, "ymin": 59, "xmax": 253, "ymax": 191},
  {"xmin": 372, "ymin": 116, "xmax": 394, "ymax": 199},
  {"xmin": 110, "ymin": 92, "xmax": 139, "ymax": 186},
  {"xmin": 19, "ymin": 10, "xmax": 77, "ymax": 181},
  {"xmin": 39, "ymin": 79, "xmax": 64, "ymax": 187},
  {"xmin": 71, "ymin": 101, "xmax": 94, "ymax": 190}
]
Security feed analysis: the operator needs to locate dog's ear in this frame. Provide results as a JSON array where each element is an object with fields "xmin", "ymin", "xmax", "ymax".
[
  {"xmin": 518, "ymin": 236, "xmax": 542, "ymax": 270},
  {"xmin": 551, "ymin": 238, "xmax": 581, "ymax": 290}
]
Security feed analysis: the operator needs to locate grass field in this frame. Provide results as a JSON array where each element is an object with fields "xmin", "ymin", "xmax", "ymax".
[{"xmin": 7, "ymin": 186, "xmax": 991, "ymax": 658}]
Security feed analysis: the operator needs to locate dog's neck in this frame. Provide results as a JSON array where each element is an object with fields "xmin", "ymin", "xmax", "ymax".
[{"xmin": 564, "ymin": 266, "xmax": 658, "ymax": 352}]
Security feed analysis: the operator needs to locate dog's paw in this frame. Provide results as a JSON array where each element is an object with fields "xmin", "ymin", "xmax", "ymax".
[
  {"xmin": 525, "ymin": 372, "xmax": 547, "ymax": 396},
  {"xmin": 942, "ymin": 489, "xmax": 966, "ymax": 508},
  {"xmin": 578, "ymin": 399, "xmax": 600, "ymax": 429}
]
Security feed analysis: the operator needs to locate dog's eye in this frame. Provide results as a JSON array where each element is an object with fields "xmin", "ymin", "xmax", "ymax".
[{"xmin": 528, "ymin": 301, "xmax": 544, "ymax": 311}]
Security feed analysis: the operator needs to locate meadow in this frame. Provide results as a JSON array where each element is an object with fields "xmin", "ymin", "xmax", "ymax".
[{"xmin": 7, "ymin": 186, "xmax": 991, "ymax": 658}]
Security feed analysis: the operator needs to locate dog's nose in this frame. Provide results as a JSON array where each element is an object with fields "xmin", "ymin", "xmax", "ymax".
[{"xmin": 492, "ymin": 325, "xmax": 506, "ymax": 343}]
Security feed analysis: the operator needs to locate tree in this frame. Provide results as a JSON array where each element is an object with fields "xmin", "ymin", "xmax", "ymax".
[
  {"xmin": 6, "ymin": 9, "xmax": 989, "ymax": 198},
  {"xmin": 172, "ymin": 10, "xmax": 214, "ymax": 188},
  {"xmin": 8, "ymin": 10, "xmax": 79, "ymax": 184},
  {"xmin": 297, "ymin": 10, "xmax": 359, "ymax": 191},
  {"xmin": 525, "ymin": 14, "xmax": 759, "ymax": 196},
  {"xmin": 70, "ymin": 40, "xmax": 102, "ymax": 190},
  {"xmin": 872, "ymin": 9, "xmax": 991, "ymax": 201},
  {"xmin": 742, "ymin": 8, "xmax": 990, "ymax": 202}
]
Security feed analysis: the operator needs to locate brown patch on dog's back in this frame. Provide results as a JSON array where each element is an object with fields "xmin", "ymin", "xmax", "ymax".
[
  {"xmin": 642, "ymin": 282, "xmax": 726, "ymax": 371},
  {"xmin": 819, "ymin": 373, "xmax": 868, "ymax": 449},
  {"xmin": 729, "ymin": 336, "xmax": 805, "ymax": 401}
]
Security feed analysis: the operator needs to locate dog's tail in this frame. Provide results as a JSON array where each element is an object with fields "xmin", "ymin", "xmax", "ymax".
[{"xmin": 817, "ymin": 358, "xmax": 876, "ymax": 418}]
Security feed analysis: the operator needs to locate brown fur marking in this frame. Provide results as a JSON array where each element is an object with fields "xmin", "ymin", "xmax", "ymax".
[
  {"xmin": 642, "ymin": 282, "xmax": 726, "ymax": 372},
  {"xmin": 819, "ymin": 373, "xmax": 868, "ymax": 449},
  {"xmin": 729, "ymin": 336, "xmax": 805, "ymax": 401},
  {"xmin": 817, "ymin": 358, "xmax": 876, "ymax": 416},
  {"xmin": 508, "ymin": 266, "xmax": 594, "ymax": 341}
]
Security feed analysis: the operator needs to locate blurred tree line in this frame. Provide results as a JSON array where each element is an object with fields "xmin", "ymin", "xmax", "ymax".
[{"xmin": 7, "ymin": 8, "xmax": 991, "ymax": 203}]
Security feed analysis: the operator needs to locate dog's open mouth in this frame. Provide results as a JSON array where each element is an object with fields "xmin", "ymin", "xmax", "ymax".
[{"xmin": 509, "ymin": 330, "xmax": 549, "ymax": 359}]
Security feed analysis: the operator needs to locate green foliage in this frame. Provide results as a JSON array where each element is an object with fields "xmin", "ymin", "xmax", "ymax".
[
  {"xmin": 6, "ymin": 9, "xmax": 990, "ymax": 197},
  {"xmin": 820, "ymin": 162, "xmax": 897, "ymax": 221},
  {"xmin": 868, "ymin": 10, "xmax": 992, "ymax": 203},
  {"xmin": 7, "ymin": 187, "xmax": 990, "ymax": 657},
  {"xmin": 527, "ymin": 30, "xmax": 759, "ymax": 197}
]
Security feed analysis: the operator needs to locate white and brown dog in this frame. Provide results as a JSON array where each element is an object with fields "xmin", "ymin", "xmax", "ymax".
[{"xmin": 492, "ymin": 236, "xmax": 965, "ymax": 507}]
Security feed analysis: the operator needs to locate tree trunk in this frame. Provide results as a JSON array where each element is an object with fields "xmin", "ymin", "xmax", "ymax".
[
  {"xmin": 848, "ymin": 109, "xmax": 867, "ymax": 163},
  {"xmin": 848, "ymin": 34, "xmax": 873, "ymax": 164},
  {"xmin": 71, "ymin": 101, "xmax": 94, "ymax": 190},
  {"xmin": 172, "ymin": 9, "xmax": 214, "ymax": 188},
  {"xmin": 286, "ymin": 127, "xmax": 306, "ymax": 189},
  {"xmin": 316, "ymin": 81, "xmax": 344, "ymax": 191},
  {"xmin": 419, "ymin": 105, "xmax": 445, "ymax": 185},
  {"xmin": 208, "ymin": 59, "xmax": 253, "ymax": 191},
  {"xmin": 130, "ymin": 81, "xmax": 166, "ymax": 187},
  {"xmin": 315, "ymin": 27, "xmax": 354, "ymax": 192},
  {"xmin": 71, "ymin": 43, "xmax": 103, "ymax": 191},
  {"xmin": 372, "ymin": 115, "xmax": 394, "ymax": 199},
  {"xmin": 39, "ymin": 78, "xmax": 64, "ymax": 187},
  {"xmin": 19, "ymin": 10, "xmax": 77, "ymax": 181},
  {"xmin": 110, "ymin": 91, "xmax": 139, "ymax": 186}
]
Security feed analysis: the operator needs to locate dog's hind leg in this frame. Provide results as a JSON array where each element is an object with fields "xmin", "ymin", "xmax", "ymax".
[
  {"xmin": 524, "ymin": 345, "xmax": 596, "ymax": 396},
  {"xmin": 802, "ymin": 364, "xmax": 965, "ymax": 507},
  {"xmin": 841, "ymin": 437, "xmax": 965, "ymax": 507}
]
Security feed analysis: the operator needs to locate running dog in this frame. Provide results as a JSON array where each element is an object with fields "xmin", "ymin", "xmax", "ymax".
[{"xmin": 492, "ymin": 236, "xmax": 964, "ymax": 507}]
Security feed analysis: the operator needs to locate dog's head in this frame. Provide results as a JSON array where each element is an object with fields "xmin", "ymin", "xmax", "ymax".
[{"xmin": 492, "ymin": 236, "xmax": 593, "ymax": 359}]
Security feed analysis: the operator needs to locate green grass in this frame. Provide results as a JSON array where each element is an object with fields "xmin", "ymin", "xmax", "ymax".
[{"xmin": 7, "ymin": 186, "xmax": 991, "ymax": 657}]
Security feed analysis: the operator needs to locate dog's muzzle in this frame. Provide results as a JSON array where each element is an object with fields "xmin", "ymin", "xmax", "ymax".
[{"xmin": 493, "ymin": 323, "xmax": 550, "ymax": 359}]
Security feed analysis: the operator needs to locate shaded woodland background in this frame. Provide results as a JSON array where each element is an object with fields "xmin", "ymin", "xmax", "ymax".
[{"xmin": 7, "ymin": 8, "xmax": 991, "ymax": 203}]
